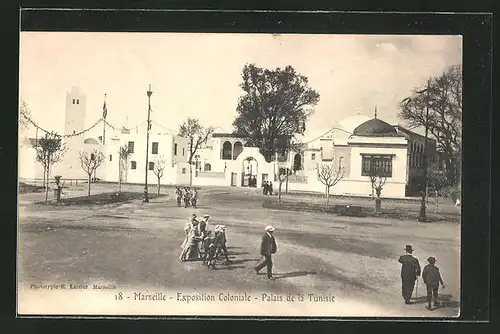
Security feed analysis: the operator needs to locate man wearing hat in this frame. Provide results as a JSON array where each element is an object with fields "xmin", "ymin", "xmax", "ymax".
[
  {"xmin": 254, "ymin": 226, "xmax": 277, "ymax": 280},
  {"xmin": 214, "ymin": 225, "xmax": 230, "ymax": 263},
  {"xmin": 422, "ymin": 256, "xmax": 445, "ymax": 310},
  {"xmin": 398, "ymin": 245, "xmax": 421, "ymax": 304}
]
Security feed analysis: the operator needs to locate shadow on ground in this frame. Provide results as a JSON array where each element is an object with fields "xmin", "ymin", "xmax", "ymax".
[
  {"xmin": 274, "ymin": 271, "xmax": 318, "ymax": 279},
  {"xmin": 412, "ymin": 294, "xmax": 459, "ymax": 309}
]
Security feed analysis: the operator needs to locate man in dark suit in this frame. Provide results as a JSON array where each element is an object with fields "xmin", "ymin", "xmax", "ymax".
[
  {"xmin": 254, "ymin": 225, "xmax": 277, "ymax": 280},
  {"xmin": 398, "ymin": 245, "xmax": 421, "ymax": 304}
]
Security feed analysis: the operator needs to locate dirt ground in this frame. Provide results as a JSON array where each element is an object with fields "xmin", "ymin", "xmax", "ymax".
[{"xmin": 17, "ymin": 183, "xmax": 461, "ymax": 317}]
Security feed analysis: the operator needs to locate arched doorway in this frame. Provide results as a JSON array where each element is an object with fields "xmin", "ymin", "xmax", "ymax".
[
  {"xmin": 233, "ymin": 141, "xmax": 243, "ymax": 160},
  {"xmin": 293, "ymin": 153, "xmax": 302, "ymax": 172},
  {"xmin": 222, "ymin": 141, "xmax": 232, "ymax": 160},
  {"xmin": 242, "ymin": 157, "xmax": 258, "ymax": 187}
]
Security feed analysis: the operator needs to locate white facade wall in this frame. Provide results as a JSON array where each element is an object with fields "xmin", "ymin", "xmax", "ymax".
[{"xmin": 101, "ymin": 132, "xmax": 190, "ymax": 186}]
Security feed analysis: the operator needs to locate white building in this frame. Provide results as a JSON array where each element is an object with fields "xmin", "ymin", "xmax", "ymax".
[{"xmin": 19, "ymin": 87, "xmax": 435, "ymax": 198}]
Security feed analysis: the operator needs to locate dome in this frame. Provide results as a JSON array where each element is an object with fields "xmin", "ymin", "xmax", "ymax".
[{"xmin": 352, "ymin": 118, "xmax": 399, "ymax": 137}]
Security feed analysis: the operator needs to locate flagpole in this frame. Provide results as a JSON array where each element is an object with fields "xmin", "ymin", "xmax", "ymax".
[{"xmin": 103, "ymin": 93, "xmax": 107, "ymax": 145}]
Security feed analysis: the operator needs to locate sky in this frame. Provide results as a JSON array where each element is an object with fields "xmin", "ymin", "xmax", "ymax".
[{"xmin": 19, "ymin": 32, "xmax": 462, "ymax": 139}]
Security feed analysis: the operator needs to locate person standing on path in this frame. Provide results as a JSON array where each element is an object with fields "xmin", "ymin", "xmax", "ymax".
[
  {"xmin": 254, "ymin": 225, "xmax": 277, "ymax": 280},
  {"xmin": 398, "ymin": 245, "xmax": 421, "ymax": 304},
  {"xmin": 422, "ymin": 256, "xmax": 446, "ymax": 311}
]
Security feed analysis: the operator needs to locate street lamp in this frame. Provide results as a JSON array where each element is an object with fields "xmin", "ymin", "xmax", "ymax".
[
  {"xmin": 143, "ymin": 84, "xmax": 153, "ymax": 203},
  {"xmin": 402, "ymin": 79, "xmax": 431, "ymax": 222}
]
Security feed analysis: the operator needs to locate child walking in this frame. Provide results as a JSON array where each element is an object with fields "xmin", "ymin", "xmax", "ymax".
[{"xmin": 422, "ymin": 256, "xmax": 446, "ymax": 310}]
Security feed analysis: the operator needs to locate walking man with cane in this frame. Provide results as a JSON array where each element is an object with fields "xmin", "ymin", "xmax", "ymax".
[{"xmin": 398, "ymin": 245, "xmax": 421, "ymax": 304}]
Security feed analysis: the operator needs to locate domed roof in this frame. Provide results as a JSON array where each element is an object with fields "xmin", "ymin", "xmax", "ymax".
[{"xmin": 352, "ymin": 118, "xmax": 399, "ymax": 137}]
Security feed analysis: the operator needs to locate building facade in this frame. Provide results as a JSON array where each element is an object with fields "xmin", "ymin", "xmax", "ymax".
[{"xmin": 19, "ymin": 88, "xmax": 435, "ymax": 198}]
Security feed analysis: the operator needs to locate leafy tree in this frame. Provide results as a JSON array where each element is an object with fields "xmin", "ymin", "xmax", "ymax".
[
  {"xmin": 78, "ymin": 150, "xmax": 105, "ymax": 196},
  {"xmin": 232, "ymin": 64, "xmax": 320, "ymax": 162},
  {"xmin": 398, "ymin": 64, "xmax": 462, "ymax": 186},
  {"xmin": 153, "ymin": 155, "xmax": 167, "ymax": 195},
  {"xmin": 316, "ymin": 160, "xmax": 346, "ymax": 206},
  {"xmin": 118, "ymin": 145, "xmax": 131, "ymax": 193},
  {"xmin": 178, "ymin": 118, "xmax": 214, "ymax": 186},
  {"xmin": 35, "ymin": 133, "xmax": 67, "ymax": 203}
]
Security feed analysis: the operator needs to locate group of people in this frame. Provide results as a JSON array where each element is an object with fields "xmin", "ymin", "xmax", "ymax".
[
  {"xmin": 398, "ymin": 244, "xmax": 446, "ymax": 311},
  {"xmin": 179, "ymin": 213, "xmax": 231, "ymax": 270},
  {"xmin": 175, "ymin": 187, "xmax": 198, "ymax": 208},
  {"xmin": 262, "ymin": 181, "xmax": 274, "ymax": 195}
]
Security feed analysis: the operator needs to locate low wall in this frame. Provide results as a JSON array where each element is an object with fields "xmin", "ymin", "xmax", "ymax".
[{"xmin": 192, "ymin": 175, "xmax": 229, "ymax": 187}]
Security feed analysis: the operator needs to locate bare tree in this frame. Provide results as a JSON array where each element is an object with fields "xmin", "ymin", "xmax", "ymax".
[
  {"xmin": 367, "ymin": 165, "xmax": 388, "ymax": 213},
  {"xmin": 316, "ymin": 161, "xmax": 346, "ymax": 206},
  {"xmin": 35, "ymin": 133, "xmax": 67, "ymax": 203},
  {"xmin": 79, "ymin": 150, "xmax": 106, "ymax": 196},
  {"xmin": 398, "ymin": 64, "xmax": 462, "ymax": 186},
  {"xmin": 153, "ymin": 155, "xmax": 167, "ymax": 195},
  {"xmin": 19, "ymin": 100, "xmax": 32, "ymax": 132},
  {"xmin": 277, "ymin": 167, "xmax": 292, "ymax": 204},
  {"xmin": 118, "ymin": 145, "xmax": 131, "ymax": 193},
  {"xmin": 178, "ymin": 118, "xmax": 214, "ymax": 186}
]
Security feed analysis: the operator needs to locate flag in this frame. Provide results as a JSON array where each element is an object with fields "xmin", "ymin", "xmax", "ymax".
[
  {"xmin": 103, "ymin": 102, "xmax": 107, "ymax": 118},
  {"xmin": 103, "ymin": 94, "xmax": 108, "ymax": 118}
]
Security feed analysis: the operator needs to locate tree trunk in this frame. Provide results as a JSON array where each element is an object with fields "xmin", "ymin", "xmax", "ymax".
[
  {"xmin": 157, "ymin": 176, "xmax": 161, "ymax": 195},
  {"xmin": 326, "ymin": 186, "xmax": 330, "ymax": 206},
  {"xmin": 375, "ymin": 197, "xmax": 381, "ymax": 213},
  {"xmin": 189, "ymin": 164, "xmax": 193, "ymax": 186},
  {"xmin": 285, "ymin": 173, "xmax": 289, "ymax": 194},
  {"xmin": 278, "ymin": 181, "xmax": 282, "ymax": 203},
  {"xmin": 88, "ymin": 174, "xmax": 91, "ymax": 196},
  {"xmin": 118, "ymin": 161, "xmax": 122, "ymax": 193},
  {"xmin": 444, "ymin": 157, "xmax": 457, "ymax": 187},
  {"xmin": 44, "ymin": 154, "xmax": 50, "ymax": 203},
  {"xmin": 42, "ymin": 159, "xmax": 46, "ymax": 188}
]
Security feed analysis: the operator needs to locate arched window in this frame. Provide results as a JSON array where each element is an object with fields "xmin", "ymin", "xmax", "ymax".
[
  {"xmin": 90, "ymin": 153, "xmax": 95, "ymax": 161},
  {"xmin": 293, "ymin": 153, "xmax": 302, "ymax": 171},
  {"xmin": 233, "ymin": 141, "xmax": 243, "ymax": 160},
  {"xmin": 204, "ymin": 163, "xmax": 212, "ymax": 171},
  {"xmin": 339, "ymin": 156, "xmax": 344, "ymax": 169},
  {"xmin": 222, "ymin": 141, "xmax": 232, "ymax": 160}
]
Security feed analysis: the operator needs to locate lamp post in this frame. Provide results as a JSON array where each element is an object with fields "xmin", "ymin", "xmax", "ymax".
[
  {"xmin": 143, "ymin": 84, "xmax": 153, "ymax": 203},
  {"xmin": 418, "ymin": 79, "xmax": 431, "ymax": 222}
]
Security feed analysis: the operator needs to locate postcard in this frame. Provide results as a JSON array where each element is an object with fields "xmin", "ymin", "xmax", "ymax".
[{"xmin": 18, "ymin": 30, "xmax": 462, "ymax": 318}]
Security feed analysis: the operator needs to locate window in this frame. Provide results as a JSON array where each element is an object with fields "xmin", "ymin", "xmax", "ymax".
[
  {"xmin": 131, "ymin": 161, "xmax": 137, "ymax": 169},
  {"xmin": 339, "ymin": 157, "xmax": 344, "ymax": 169},
  {"xmin": 149, "ymin": 162, "xmax": 155, "ymax": 170},
  {"xmin": 361, "ymin": 154, "xmax": 393, "ymax": 177},
  {"xmin": 109, "ymin": 154, "xmax": 112, "ymax": 161},
  {"xmin": 76, "ymin": 99, "xmax": 79, "ymax": 105},
  {"xmin": 174, "ymin": 143, "xmax": 178, "ymax": 155},
  {"xmin": 181, "ymin": 168, "xmax": 186, "ymax": 174},
  {"xmin": 128, "ymin": 141, "xmax": 135, "ymax": 153},
  {"xmin": 152, "ymin": 142, "xmax": 159, "ymax": 154},
  {"xmin": 204, "ymin": 163, "xmax": 212, "ymax": 171},
  {"xmin": 90, "ymin": 153, "xmax": 95, "ymax": 161},
  {"xmin": 311, "ymin": 153, "xmax": 316, "ymax": 160},
  {"xmin": 72, "ymin": 99, "xmax": 76, "ymax": 104},
  {"xmin": 182, "ymin": 148, "xmax": 185, "ymax": 156}
]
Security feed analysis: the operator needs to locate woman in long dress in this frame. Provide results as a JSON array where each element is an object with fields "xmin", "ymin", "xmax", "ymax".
[{"xmin": 179, "ymin": 219, "xmax": 201, "ymax": 261}]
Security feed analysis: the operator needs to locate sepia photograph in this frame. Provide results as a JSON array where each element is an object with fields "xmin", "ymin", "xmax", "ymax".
[{"xmin": 17, "ymin": 31, "xmax": 462, "ymax": 318}]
